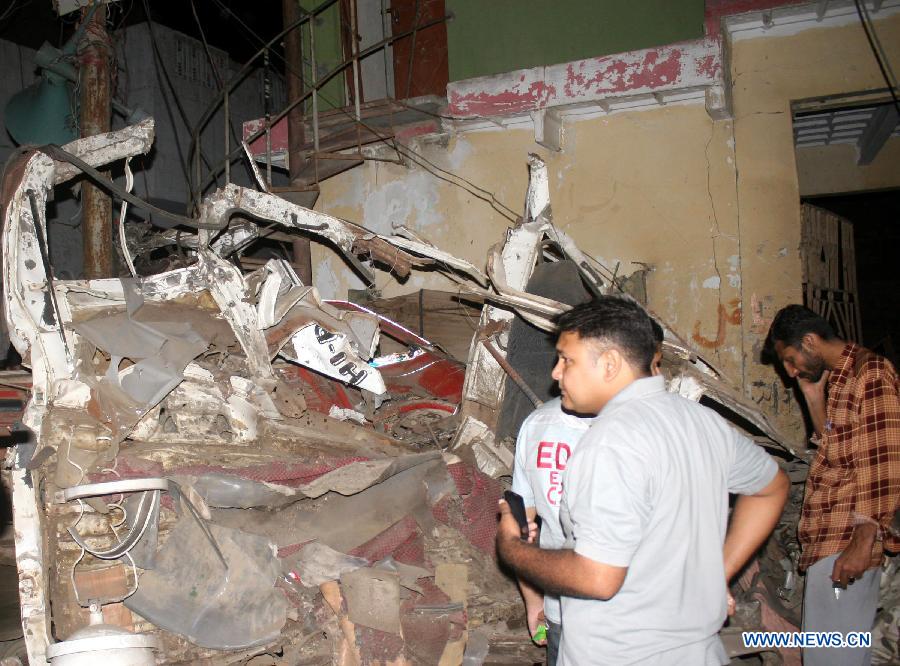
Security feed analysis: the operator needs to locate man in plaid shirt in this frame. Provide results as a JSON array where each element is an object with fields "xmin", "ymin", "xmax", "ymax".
[{"xmin": 765, "ymin": 305, "xmax": 900, "ymax": 666}]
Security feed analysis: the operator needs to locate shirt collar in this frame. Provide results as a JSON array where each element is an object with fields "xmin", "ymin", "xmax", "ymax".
[
  {"xmin": 602, "ymin": 375, "xmax": 666, "ymax": 414},
  {"xmin": 828, "ymin": 343, "xmax": 857, "ymax": 389}
]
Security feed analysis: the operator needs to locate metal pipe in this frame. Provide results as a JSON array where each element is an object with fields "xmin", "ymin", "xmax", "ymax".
[
  {"xmin": 264, "ymin": 48, "xmax": 272, "ymax": 188},
  {"xmin": 310, "ymin": 13, "xmax": 320, "ymax": 184},
  {"xmin": 350, "ymin": 0, "xmax": 362, "ymax": 120},
  {"xmin": 79, "ymin": 5, "xmax": 113, "ymax": 279},
  {"xmin": 224, "ymin": 88, "xmax": 230, "ymax": 183}
]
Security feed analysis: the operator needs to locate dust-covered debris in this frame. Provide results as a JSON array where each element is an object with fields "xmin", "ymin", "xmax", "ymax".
[{"xmin": 1, "ymin": 121, "xmax": 847, "ymax": 666}]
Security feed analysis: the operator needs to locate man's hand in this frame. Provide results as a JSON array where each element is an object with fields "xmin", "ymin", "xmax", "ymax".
[
  {"xmin": 831, "ymin": 523, "xmax": 878, "ymax": 586},
  {"xmin": 527, "ymin": 607, "xmax": 547, "ymax": 646},
  {"xmin": 798, "ymin": 369, "xmax": 829, "ymax": 401},
  {"xmin": 497, "ymin": 499, "xmax": 531, "ymax": 562},
  {"xmin": 498, "ymin": 499, "xmax": 538, "ymax": 543},
  {"xmin": 726, "ymin": 591, "xmax": 736, "ymax": 616},
  {"xmin": 797, "ymin": 371, "xmax": 829, "ymax": 436}
]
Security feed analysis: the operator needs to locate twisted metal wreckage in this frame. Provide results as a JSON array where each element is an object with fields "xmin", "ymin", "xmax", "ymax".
[{"xmin": 2, "ymin": 119, "xmax": 896, "ymax": 665}]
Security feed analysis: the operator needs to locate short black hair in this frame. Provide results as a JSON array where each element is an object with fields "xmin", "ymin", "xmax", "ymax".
[
  {"xmin": 555, "ymin": 297, "xmax": 657, "ymax": 375},
  {"xmin": 763, "ymin": 304, "xmax": 836, "ymax": 362},
  {"xmin": 650, "ymin": 318, "xmax": 664, "ymax": 345}
]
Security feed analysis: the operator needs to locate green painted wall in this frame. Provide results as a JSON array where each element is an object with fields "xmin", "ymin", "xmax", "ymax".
[
  {"xmin": 300, "ymin": 0, "xmax": 346, "ymax": 110},
  {"xmin": 446, "ymin": 0, "xmax": 706, "ymax": 82}
]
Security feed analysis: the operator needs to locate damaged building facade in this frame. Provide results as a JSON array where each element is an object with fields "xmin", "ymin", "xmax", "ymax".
[{"xmin": 0, "ymin": 0, "xmax": 898, "ymax": 665}]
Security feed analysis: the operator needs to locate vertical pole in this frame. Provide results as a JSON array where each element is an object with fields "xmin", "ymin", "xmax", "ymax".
[
  {"xmin": 350, "ymin": 0, "xmax": 361, "ymax": 121},
  {"xmin": 264, "ymin": 49, "xmax": 272, "ymax": 189},
  {"xmin": 224, "ymin": 88, "xmax": 230, "ymax": 184},
  {"xmin": 282, "ymin": 0, "xmax": 313, "ymax": 284},
  {"xmin": 79, "ymin": 5, "xmax": 112, "ymax": 279},
  {"xmin": 349, "ymin": 0, "xmax": 362, "ymax": 152},
  {"xmin": 310, "ymin": 15, "xmax": 320, "ymax": 159}
]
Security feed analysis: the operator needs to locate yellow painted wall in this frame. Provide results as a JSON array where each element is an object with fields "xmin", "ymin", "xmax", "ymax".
[
  {"xmin": 797, "ymin": 137, "xmax": 900, "ymax": 196},
  {"xmin": 310, "ymin": 11, "xmax": 900, "ymax": 447}
]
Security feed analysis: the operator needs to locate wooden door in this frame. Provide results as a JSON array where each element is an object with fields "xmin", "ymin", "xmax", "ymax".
[
  {"xmin": 389, "ymin": 0, "xmax": 449, "ymax": 99},
  {"xmin": 800, "ymin": 203, "xmax": 863, "ymax": 341}
]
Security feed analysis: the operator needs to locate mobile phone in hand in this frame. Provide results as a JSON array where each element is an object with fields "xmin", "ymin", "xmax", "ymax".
[{"xmin": 503, "ymin": 490, "xmax": 529, "ymax": 540}]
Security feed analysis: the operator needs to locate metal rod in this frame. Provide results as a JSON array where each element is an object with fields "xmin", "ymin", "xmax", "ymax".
[
  {"xmin": 224, "ymin": 90, "xmax": 231, "ymax": 185},
  {"xmin": 480, "ymin": 338, "xmax": 544, "ymax": 408},
  {"xmin": 195, "ymin": 133, "xmax": 202, "ymax": 210},
  {"xmin": 350, "ymin": 0, "xmax": 362, "ymax": 120},
  {"xmin": 26, "ymin": 191, "xmax": 70, "ymax": 361},
  {"xmin": 264, "ymin": 48, "xmax": 272, "ymax": 189},
  {"xmin": 310, "ymin": 14, "xmax": 320, "ymax": 184},
  {"xmin": 404, "ymin": 0, "xmax": 421, "ymax": 99},
  {"xmin": 350, "ymin": 0, "xmax": 362, "ymax": 155},
  {"xmin": 224, "ymin": 87, "xmax": 230, "ymax": 183}
]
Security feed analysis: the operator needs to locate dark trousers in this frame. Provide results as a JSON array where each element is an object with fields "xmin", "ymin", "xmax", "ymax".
[{"xmin": 547, "ymin": 619, "xmax": 562, "ymax": 666}]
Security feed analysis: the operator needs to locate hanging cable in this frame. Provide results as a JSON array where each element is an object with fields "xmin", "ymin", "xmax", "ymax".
[
  {"xmin": 853, "ymin": 0, "xmax": 900, "ymax": 115},
  {"xmin": 118, "ymin": 157, "xmax": 138, "ymax": 277},
  {"xmin": 190, "ymin": 0, "xmax": 223, "ymax": 89},
  {"xmin": 188, "ymin": 0, "xmax": 249, "ymax": 169},
  {"xmin": 141, "ymin": 0, "xmax": 219, "ymax": 199}
]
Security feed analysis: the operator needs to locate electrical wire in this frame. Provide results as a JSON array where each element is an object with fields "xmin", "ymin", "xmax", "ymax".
[
  {"xmin": 190, "ymin": 0, "xmax": 224, "ymax": 89},
  {"xmin": 0, "ymin": 0, "xmax": 28, "ymax": 23},
  {"xmin": 853, "ymin": 0, "xmax": 900, "ymax": 115},
  {"xmin": 200, "ymin": 0, "xmax": 520, "ymax": 221},
  {"xmin": 188, "ymin": 0, "xmax": 256, "ymax": 191},
  {"xmin": 141, "ymin": 0, "xmax": 219, "ymax": 199}
]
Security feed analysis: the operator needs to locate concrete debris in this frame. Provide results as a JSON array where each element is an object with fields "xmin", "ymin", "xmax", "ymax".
[
  {"xmin": 451, "ymin": 416, "xmax": 513, "ymax": 479},
  {"xmin": 0, "ymin": 119, "xmax": 829, "ymax": 665},
  {"xmin": 340, "ymin": 567, "xmax": 402, "ymax": 634},
  {"xmin": 289, "ymin": 542, "xmax": 369, "ymax": 588}
]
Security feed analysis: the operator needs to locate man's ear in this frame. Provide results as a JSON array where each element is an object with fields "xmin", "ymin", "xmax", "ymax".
[
  {"xmin": 599, "ymin": 348, "xmax": 624, "ymax": 382},
  {"xmin": 800, "ymin": 332, "xmax": 819, "ymax": 354}
]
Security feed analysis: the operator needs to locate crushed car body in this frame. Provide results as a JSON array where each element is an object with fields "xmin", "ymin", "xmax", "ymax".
[{"xmin": 4, "ymin": 119, "xmax": 875, "ymax": 665}]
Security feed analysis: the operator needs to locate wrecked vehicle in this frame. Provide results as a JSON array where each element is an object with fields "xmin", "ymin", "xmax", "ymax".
[
  {"xmin": 1, "ymin": 121, "xmax": 518, "ymax": 665},
  {"xmin": 3, "ymin": 119, "xmax": 892, "ymax": 665}
]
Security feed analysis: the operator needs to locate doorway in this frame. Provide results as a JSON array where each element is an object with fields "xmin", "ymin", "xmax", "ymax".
[{"xmin": 802, "ymin": 190, "xmax": 900, "ymax": 367}]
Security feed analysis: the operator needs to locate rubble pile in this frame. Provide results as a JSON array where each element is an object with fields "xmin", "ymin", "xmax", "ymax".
[{"xmin": 2, "ymin": 120, "xmax": 893, "ymax": 665}]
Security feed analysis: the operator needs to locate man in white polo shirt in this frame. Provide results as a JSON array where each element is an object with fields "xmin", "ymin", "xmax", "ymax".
[
  {"xmin": 497, "ymin": 297, "xmax": 789, "ymax": 665},
  {"xmin": 511, "ymin": 397, "xmax": 595, "ymax": 664}
]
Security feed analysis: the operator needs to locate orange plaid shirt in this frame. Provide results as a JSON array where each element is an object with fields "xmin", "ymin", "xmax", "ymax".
[{"xmin": 798, "ymin": 344, "xmax": 900, "ymax": 571}]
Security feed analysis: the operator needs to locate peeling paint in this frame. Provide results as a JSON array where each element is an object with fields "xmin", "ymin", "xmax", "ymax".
[
  {"xmin": 447, "ymin": 37, "xmax": 722, "ymax": 118},
  {"xmin": 702, "ymin": 276, "xmax": 720, "ymax": 289}
]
